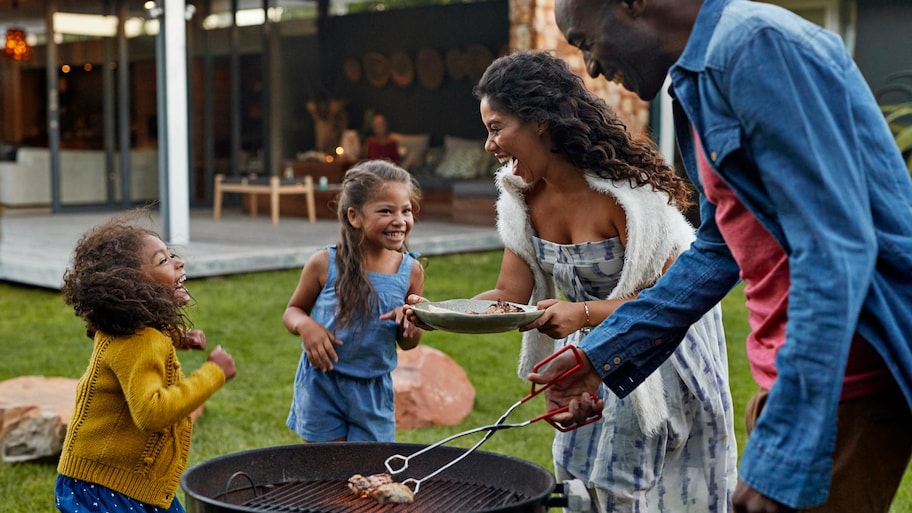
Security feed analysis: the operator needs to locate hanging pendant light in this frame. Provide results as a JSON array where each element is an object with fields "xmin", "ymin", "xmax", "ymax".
[
  {"xmin": 4, "ymin": 27, "xmax": 31, "ymax": 61},
  {"xmin": 4, "ymin": 0, "xmax": 31, "ymax": 61}
]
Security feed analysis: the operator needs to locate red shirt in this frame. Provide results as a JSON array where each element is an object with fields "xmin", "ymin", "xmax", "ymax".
[
  {"xmin": 693, "ymin": 130, "xmax": 888, "ymax": 400},
  {"xmin": 364, "ymin": 137, "xmax": 400, "ymax": 164}
]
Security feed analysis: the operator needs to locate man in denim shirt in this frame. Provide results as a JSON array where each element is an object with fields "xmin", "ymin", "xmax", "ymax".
[{"xmin": 535, "ymin": 0, "xmax": 912, "ymax": 511}]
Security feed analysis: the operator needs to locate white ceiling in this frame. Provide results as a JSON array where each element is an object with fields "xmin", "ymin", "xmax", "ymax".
[{"xmin": 0, "ymin": 0, "xmax": 317, "ymax": 39}]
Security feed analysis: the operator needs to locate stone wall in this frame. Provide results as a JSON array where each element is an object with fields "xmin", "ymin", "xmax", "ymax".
[{"xmin": 509, "ymin": 0, "xmax": 651, "ymax": 138}]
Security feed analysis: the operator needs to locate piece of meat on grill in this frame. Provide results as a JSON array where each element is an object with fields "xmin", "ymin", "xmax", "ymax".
[
  {"xmin": 347, "ymin": 473, "xmax": 415, "ymax": 504},
  {"xmin": 347, "ymin": 473, "xmax": 393, "ymax": 497},
  {"xmin": 369, "ymin": 482, "xmax": 415, "ymax": 504}
]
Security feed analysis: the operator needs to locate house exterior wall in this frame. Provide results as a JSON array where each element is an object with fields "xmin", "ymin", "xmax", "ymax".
[
  {"xmin": 853, "ymin": 0, "xmax": 912, "ymax": 96},
  {"xmin": 313, "ymin": 1, "xmax": 511, "ymax": 142}
]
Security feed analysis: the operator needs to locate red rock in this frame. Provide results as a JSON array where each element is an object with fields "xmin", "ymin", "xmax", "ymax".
[
  {"xmin": 0, "ymin": 375, "xmax": 77, "ymax": 462},
  {"xmin": 0, "ymin": 375, "xmax": 204, "ymax": 463},
  {"xmin": 392, "ymin": 346, "xmax": 475, "ymax": 430}
]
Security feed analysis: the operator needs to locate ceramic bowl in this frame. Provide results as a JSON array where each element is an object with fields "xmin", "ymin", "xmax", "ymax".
[{"xmin": 412, "ymin": 299, "xmax": 544, "ymax": 334}]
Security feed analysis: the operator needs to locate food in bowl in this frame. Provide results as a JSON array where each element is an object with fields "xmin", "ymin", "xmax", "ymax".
[{"xmin": 467, "ymin": 299, "xmax": 525, "ymax": 315}]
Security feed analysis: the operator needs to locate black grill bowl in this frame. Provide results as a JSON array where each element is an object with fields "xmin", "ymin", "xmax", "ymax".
[{"xmin": 181, "ymin": 442, "xmax": 556, "ymax": 513}]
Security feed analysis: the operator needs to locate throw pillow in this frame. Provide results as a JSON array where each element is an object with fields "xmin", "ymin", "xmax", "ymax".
[
  {"xmin": 440, "ymin": 135, "xmax": 499, "ymax": 178},
  {"xmin": 390, "ymin": 132, "xmax": 431, "ymax": 171},
  {"xmin": 435, "ymin": 145, "xmax": 494, "ymax": 179}
]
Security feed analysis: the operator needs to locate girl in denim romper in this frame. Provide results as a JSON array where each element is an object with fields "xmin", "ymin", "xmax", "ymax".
[{"xmin": 283, "ymin": 160, "xmax": 425, "ymax": 442}]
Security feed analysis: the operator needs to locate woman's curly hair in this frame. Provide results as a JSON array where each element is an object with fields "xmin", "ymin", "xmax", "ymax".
[
  {"xmin": 473, "ymin": 50, "xmax": 692, "ymax": 209},
  {"xmin": 61, "ymin": 214, "xmax": 188, "ymax": 340}
]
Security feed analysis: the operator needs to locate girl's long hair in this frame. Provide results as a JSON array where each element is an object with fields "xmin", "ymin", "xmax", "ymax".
[
  {"xmin": 334, "ymin": 160, "xmax": 421, "ymax": 328},
  {"xmin": 474, "ymin": 50, "xmax": 692, "ymax": 209},
  {"xmin": 61, "ymin": 213, "xmax": 188, "ymax": 340}
]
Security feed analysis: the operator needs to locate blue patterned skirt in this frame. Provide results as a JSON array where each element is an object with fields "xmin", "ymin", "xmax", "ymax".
[{"xmin": 55, "ymin": 475, "xmax": 185, "ymax": 513}]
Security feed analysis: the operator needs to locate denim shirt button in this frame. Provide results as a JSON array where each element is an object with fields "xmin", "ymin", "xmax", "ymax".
[
  {"xmin": 613, "ymin": 356, "xmax": 622, "ymax": 365},
  {"xmin": 654, "ymin": 338, "xmax": 663, "ymax": 346},
  {"xmin": 603, "ymin": 364, "xmax": 611, "ymax": 372},
  {"xmin": 710, "ymin": 151, "xmax": 718, "ymax": 161}
]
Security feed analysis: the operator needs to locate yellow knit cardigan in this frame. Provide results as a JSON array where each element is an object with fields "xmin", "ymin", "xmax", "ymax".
[{"xmin": 57, "ymin": 327, "xmax": 226, "ymax": 508}]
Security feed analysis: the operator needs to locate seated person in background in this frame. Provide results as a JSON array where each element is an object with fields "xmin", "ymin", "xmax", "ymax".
[{"xmin": 363, "ymin": 114, "xmax": 401, "ymax": 164}]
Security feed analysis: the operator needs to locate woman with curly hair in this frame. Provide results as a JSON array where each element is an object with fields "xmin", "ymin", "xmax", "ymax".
[
  {"xmin": 470, "ymin": 51, "xmax": 737, "ymax": 511},
  {"xmin": 55, "ymin": 214, "xmax": 236, "ymax": 513}
]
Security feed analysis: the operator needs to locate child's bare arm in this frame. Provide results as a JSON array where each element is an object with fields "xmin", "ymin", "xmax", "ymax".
[
  {"xmin": 282, "ymin": 250, "xmax": 327, "ymax": 334},
  {"xmin": 282, "ymin": 250, "xmax": 342, "ymax": 371},
  {"xmin": 382, "ymin": 260, "xmax": 425, "ymax": 350}
]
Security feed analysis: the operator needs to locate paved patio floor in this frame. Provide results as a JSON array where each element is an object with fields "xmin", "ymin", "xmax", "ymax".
[{"xmin": 0, "ymin": 208, "xmax": 502, "ymax": 290}]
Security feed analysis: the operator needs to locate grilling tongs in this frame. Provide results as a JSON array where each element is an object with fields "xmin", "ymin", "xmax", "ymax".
[{"xmin": 384, "ymin": 345, "xmax": 602, "ymax": 494}]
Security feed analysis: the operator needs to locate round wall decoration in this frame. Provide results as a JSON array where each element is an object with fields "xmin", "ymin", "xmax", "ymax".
[
  {"xmin": 390, "ymin": 50, "xmax": 414, "ymax": 87},
  {"xmin": 363, "ymin": 52, "xmax": 391, "ymax": 88},
  {"xmin": 465, "ymin": 44, "xmax": 494, "ymax": 83},
  {"xmin": 416, "ymin": 47, "xmax": 444, "ymax": 91},
  {"xmin": 342, "ymin": 57, "xmax": 361, "ymax": 82},
  {"xmin": 445, "ymin": 48, "xmax": 468, "ymax": 81}
]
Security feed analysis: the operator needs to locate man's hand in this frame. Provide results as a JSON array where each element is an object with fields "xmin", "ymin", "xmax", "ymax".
[
  {"xmin": 733, "ymin": 479, "xmax": 797, "ymax": 513},
  {"xmin": 527, "ymin": 347, "xmax": 604, "ymax": 425}
]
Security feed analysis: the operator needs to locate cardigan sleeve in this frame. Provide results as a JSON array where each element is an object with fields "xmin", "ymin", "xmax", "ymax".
[{"xmin": 108, "ymin": 328, "xmax": 226, "ymax": 433}]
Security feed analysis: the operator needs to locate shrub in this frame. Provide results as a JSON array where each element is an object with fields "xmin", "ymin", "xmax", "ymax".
[{"xmin": 877, "ymin": 71, "xmax": 912, "ymax": 175}]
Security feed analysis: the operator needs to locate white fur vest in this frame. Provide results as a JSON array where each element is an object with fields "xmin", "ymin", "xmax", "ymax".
[{"xmin": 495, "ymin": 167, "xmax": 697, "ymax": 434}]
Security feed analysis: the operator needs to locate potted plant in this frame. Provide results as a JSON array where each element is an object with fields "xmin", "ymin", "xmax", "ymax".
[{"xmin": 878, "ymin": 71, "xmax": 912, "ymax": 174}]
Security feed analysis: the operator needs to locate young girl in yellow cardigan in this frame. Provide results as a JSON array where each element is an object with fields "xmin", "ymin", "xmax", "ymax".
[{"xmin": 55, "ymin": 215, "xmax": 236, "ymax": 513}]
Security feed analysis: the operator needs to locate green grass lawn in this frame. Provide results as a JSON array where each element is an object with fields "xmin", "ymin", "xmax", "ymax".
[{"xmin": 1, "ymin": 250, "xmax": 909, "ymax": 511}]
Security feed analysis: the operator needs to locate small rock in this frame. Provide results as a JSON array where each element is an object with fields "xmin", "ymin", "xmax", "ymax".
[
  {"xmin": 0, "ymin": 375, "xmax": 204, "ymax": 463},
  {"xmin": 0, "ymin": 376, "xmax": 77, "ymax": 463},
  {"xmin": 392, "ymin": 346, "xmax": 475, "ymax": 430}
]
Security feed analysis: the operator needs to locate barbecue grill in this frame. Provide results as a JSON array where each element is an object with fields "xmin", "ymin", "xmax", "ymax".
[{"xmin": 181, "ymin": 442, "xmax": 583, "ymax": 513}]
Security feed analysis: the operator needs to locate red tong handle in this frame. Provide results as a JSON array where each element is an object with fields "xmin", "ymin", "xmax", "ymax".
[
  {"xmin": 525, "ymin": 345, "xmax": 603, "ymax": 432},
  {"xmin": 528, "ymin": 394, "xmax": 603, "ymax": 432},
  {"xmin": 529, "ymin": 344, "xmax": 584, "ymax": 397}
]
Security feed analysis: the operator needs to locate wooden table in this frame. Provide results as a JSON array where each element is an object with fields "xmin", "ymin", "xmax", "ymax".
[
  {"xmin": 282, "ymin": 159, "xmax": 349, "ymax": 219},
  {"xmin": 213, "ymin": 174, "xmax": 316, "ymax": 225}
]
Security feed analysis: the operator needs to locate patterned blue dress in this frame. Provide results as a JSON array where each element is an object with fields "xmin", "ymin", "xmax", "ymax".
[{"xmin": 536, "ymin": 236, "xmax": 737, "ymax": 513}]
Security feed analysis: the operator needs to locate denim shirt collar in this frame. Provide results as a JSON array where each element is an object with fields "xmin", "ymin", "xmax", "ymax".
[
  {"xmin": 668, "ymin": 0, "xmax": 788, "ymax": 248},
  {"xmin": 674, "ymin": 0, "xmax": 730, "ymax": 74},
  {"xmin": 668, "ymin": 0, "xmax": 728, "ymax": 145}
]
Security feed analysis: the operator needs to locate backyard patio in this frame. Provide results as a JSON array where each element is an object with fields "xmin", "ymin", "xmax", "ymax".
[{"xmin": 0, "ymin": 207, "xmax": 503, "ymax": 290}]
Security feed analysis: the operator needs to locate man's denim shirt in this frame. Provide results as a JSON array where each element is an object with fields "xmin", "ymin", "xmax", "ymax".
[{"xmin": 580, "ymin": 0, "xmax": 912, "ymax": 508}]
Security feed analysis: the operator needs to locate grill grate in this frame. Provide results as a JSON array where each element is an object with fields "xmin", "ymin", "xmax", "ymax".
[{"xmin": 235, "ymin": 478, "xmax": 530, "ymax": 512}]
